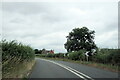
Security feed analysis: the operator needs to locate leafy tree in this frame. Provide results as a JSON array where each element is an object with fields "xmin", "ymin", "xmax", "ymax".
[
  {"xmin": 64, "ymin": 27, "xmax": 97, "ymax": 55},
  {"xmin": 34, "ymin": 49, "xmax": 42, "ymax": 54},
  {"xmin": 34, "ymin": 49, "xmax": 40, "ymax": 54}
]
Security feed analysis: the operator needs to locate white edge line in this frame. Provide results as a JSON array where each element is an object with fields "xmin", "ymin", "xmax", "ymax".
[
  {"xmin": 47, "ymin": 59, "xmax": 94, "ymax": 80},
  {"xmin": 62, "ymin": 64, "xmax": 94, "ymax": 80},
  {"xmin": 41, "ymin": 59, "xmax": 87, "ymax": 80},
  {"xmin": 51, "ymin": 61, "xmax": 86, "ymax": 79}
]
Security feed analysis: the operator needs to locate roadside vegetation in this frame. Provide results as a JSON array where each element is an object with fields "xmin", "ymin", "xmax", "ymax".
[
  {"xmin": 36, "ymin": 49, "xmax": 119, "ymax": 72},
  {"xmin": 36, "ymin": 27, "xmax": 120, "ymax": 72},
  {"xmin": 1, "ymin": 39, "xmax": 35, "ymax": 78}
]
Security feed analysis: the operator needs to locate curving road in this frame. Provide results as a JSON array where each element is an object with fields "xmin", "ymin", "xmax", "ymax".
[{"xmin": 29, "ymin": 58, "xmax": 119, "ymax": 80}]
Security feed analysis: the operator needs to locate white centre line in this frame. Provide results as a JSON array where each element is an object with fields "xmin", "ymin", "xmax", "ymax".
[{"xmin": 39, "ymin": 58, "xmax": 94, "ymax": 80}]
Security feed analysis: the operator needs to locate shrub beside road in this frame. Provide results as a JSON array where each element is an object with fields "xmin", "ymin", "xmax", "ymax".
[{"xmin": 1, "ymin": 40, "xmax": 35, "ymax": 78}]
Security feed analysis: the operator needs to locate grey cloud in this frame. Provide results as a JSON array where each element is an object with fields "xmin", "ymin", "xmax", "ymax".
[
  {"xmin": 2, "ymin": 2, "xmax": 49, "ymax": 15},
  {"xmin": 10, "ymin": 18, "xmax": 25, "ymax": 23},
  {"xmin": 2, "ymin": 2, "xmax": 118, "ymax": 52}
]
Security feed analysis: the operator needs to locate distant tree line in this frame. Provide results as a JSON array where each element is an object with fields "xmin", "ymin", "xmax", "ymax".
[
  {"xmin": 34, "ymin": 48, "xmax": 54, "ymax": 54},
  {"xmin": 36, "ymin": 53, "xmax": 64, "ymax": 58}
]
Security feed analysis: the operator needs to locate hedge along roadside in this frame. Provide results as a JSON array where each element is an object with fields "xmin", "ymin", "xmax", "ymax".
[
  {"xmin": 36, "ymin": 49, "xmax": 120, "ymax": 67},
  {"xmin": 1, "ymin": 39, "xmax": 35, "ymax": 78}
]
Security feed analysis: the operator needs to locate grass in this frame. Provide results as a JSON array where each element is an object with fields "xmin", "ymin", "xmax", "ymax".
[
  {"xmin": 37, "ymin": 56, "xmax": 119, "ymax": 73},
  {"xmin": 2, "ymin": 60, "xmax": 35, "ymax": 79}
]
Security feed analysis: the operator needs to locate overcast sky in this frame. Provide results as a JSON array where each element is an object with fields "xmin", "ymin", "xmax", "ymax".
[{"xmin": 1, "ymin": 1, "xmax": 118, "ymax": 53}]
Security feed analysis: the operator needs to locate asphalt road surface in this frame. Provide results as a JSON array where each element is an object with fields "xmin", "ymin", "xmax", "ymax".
[{"xmin": 29, "ymin": 58, "xmax": 119, "ymax": 79}]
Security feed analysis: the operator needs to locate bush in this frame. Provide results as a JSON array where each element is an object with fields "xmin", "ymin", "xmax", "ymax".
[
  {"xmin": 46, "ymin": 53, "xmax": 53, "ymax": 58},
  {"xmin": 54, "ymin": 54, "xmax": 59, "ymax": 58},
  {"xmin": 59, "ymin": 53, "xmax": 64, "ymax": 58},
  {"xmin": 53, "ymin": 53, "xmax": 64, "ymax": 58},
  {"xmin": 69, "ymin": 50, "xmax": 85, "ymax": 61},
  {"xmin": 2, "ymin": 40, "xmax": 35, "ymax": 64},
  {"xmin": 107, "ymin": 49, "xmax": 120, "ymax": 65},
  {"xmin": 92, "ymin": 49, "xmax": 119, "ymax": 65},
  {"xmin": 1, "ymin": 39, "xmax": 35, "ymax": 77}
]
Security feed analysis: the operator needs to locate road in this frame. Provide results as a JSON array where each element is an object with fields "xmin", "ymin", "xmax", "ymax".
[{"xmin": 29, "ymin": 58, "xmax": 119, "ymax": 79}]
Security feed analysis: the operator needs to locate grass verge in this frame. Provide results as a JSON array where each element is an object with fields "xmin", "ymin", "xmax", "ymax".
[
  {"xmin": 37, "ymin": 56, "xmax": 119, "ymax": 73},
  {"xmin": 2, "ymin": 60, "xmax": 35, "ymax": 79}
]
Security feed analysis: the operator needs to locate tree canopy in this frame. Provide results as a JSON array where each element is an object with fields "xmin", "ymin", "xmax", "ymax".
[{"xmin": 64, "ymin": 27, "xmax": 97, "ymax": 53}]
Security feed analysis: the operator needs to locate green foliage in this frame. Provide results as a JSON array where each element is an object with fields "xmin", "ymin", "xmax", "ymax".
[
  {"xmin": 1, "ymin": 39, "xmax": 35, "ymax": 76},
  {"xmin": 64, "ymin": 27, "xmax": 97, "ymax": 54},
  {"xmin": 92, "ymin": 49, "xmax": 120, "ymax": 65},
  {"xmin": 54, "ymin": 54, "xmax": 60, "ymax": 58},
  {"xmin": 37, "ymin": 48, "xmax": 119, "ymax": 67},
  {"xmin": 59, "ymin": 54, "xmax": 64, "ymax": 58},
  {"xmin": 107, "ymin": 49, "xmax": 120, "ymax": 65},
  {"xmin": 69, "ymin": 50, "xmax": 86, "ymax": 61},
  {"xmin": 35, "ymin": 49, "xmax": 42, "ymax": 54},
  {"xmin": 37, "ymin": 53, "xmax": 65, "ymax": 58},
  {"xmin": 2, "ymin": 40, "xmax": 35, "ymax": 63},
  {"xmin": 46, "ymin": 53, "xmax": 53, "ymax": 58}
]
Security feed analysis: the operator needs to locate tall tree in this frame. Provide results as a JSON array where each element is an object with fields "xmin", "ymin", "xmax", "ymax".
[{"xmin": 64, "ymin": 27, "xmax": 97, "ymax": 53}]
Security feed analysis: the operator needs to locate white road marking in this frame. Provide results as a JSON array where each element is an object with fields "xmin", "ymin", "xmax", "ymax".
[
  {"xmin": 49, "ymin": 60, "xmax": 86, "ymax": 79},
  {"xmin": 62, "ymin": 64, "xmax": 94, "ymax": 80},
  {"xmin": 39, "ymin": 58, "xmax": 94, "ymax": 80}
]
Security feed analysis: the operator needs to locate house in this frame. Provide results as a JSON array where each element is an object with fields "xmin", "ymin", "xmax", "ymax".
[
  {"xmin": 41, "ymin": 49, "xmax": 54, "ymax": 54},
  {"xmin": 46, "ymin": 50, "xmax": 54, "ymax": 54}
]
